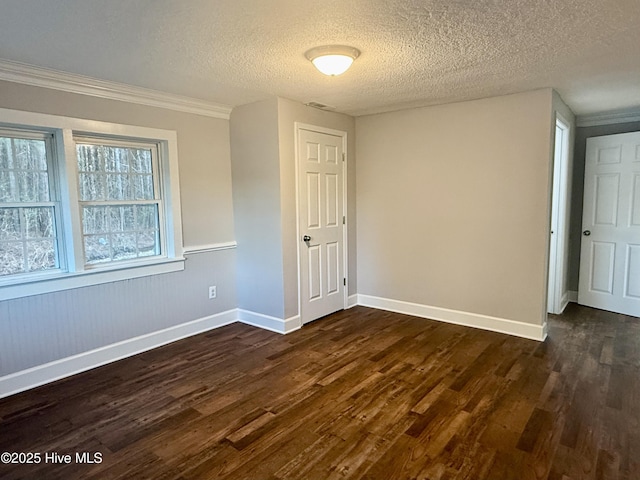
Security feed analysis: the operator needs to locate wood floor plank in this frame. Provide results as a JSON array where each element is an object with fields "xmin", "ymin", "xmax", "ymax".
[{"xmin": 0, "ymin": 304, "xmax": 638, "ymax": 479}]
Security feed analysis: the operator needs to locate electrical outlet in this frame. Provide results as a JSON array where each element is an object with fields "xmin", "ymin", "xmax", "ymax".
[{"xmin": 208, "ymin": 286, "xmax": 217, "ymax": 299}]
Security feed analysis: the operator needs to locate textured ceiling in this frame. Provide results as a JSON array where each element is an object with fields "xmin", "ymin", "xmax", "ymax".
[{"xmin": 0, "ymin": 0, "xmax": 638, "ymax": 116}]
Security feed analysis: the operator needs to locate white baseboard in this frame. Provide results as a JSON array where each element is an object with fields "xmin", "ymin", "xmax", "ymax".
[
  {"xmin": 347, "ymin": 294, "xmax": 358, "ymax": 308},
  {"xmin": 0, "ymin": 309, "xmax": 237, "ymax": 399},
  {"xmin": 558, "ymin": 291, "xmax": 570, "ymax": 314},
  {"xmin": 238, "ymin": 309, "xmax": 302, "ymax": 334},
  {"xmin": 0, "ymin": 293, "xmax": 551, "ymax": 399},
  {"xmin": 357, "ymin": 294, "xmax": 547, "ymax": 341},
  {"xmin": 568, "ymin": 290, "xmax": 578, "ymax": 303}
]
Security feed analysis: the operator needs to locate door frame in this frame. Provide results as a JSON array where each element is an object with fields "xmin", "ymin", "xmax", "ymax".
[
  {"xmin": 547, "ymin": 113, "xmax": 572, "ymax": 314},
  {"xmin": 294, "ymin": 122, "xmax": 348, "ymax": 324}
]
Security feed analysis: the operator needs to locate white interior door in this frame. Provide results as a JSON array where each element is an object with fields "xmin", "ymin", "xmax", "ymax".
[
  {"xmin": 578, "ymin": 131, "xmax": 640, "ymax": 317},
  {"xmin": 297, "ymin": 126, "xmax": 345, "ymax": 324}
]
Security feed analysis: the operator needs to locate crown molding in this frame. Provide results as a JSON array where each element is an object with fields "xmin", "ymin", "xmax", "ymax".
[
  {"xmin": 576, "ymin": 107, "xmax": 640, "ymax": 128},
  {"xmin": 0, "ymin": 59, "xmax": 232, "ymax": 119}
]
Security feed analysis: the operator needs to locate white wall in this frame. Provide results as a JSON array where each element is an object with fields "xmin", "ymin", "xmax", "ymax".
[
  {"xmin": 0, "ymin": 80, "xmax": 237, "ymax": 377},
  {"xmin": 356, "ymin": 89, "xmax": 555, "ymax": 330}
]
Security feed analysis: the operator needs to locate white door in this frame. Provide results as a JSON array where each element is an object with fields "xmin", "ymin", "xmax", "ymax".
[
  {"xmin": 578, "ymin": 131, "xmax": 640, "ymax": 317},
  {"xmin": 297, "ymin": 126, "xmax": 345, "ymax": 324}
]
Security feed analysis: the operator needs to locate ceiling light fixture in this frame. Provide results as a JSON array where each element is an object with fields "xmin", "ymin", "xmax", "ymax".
[{"xmin": 305, "ymin": 45, "xmax": 360, "ymax": 76}]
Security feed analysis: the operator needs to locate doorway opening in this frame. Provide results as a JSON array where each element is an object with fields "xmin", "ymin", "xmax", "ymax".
[{"xmin": 547, "ymin": 115, "xmax": 571, "ymax": 314}]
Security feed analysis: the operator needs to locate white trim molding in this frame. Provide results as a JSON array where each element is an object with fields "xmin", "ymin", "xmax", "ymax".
[
  {"xmin": 238, "ymin": 309, "xmax": 302, "ymax": 334},
  {"xmin": 0, "ymin": 309, "xmax": 237, "ymax": 399},
  {"xmin": 357, "ymin": 294, "xmax": 547, "ymax": 341},
  {"xmin": 558, "ymin": 291, "xmax": 570, "ymax": 315},
  {"xmin": 347, "ymin": 294, "xmax": 358, "ymax": 308},
  {"xmin": 183, "ymin": 241, "xmax": 238, "ymax": 255},
  {"xmin": 576, "ymin": 107, "xmax": 640, "ymax": 127},
  {"xmin": 0, "ymin": 59, "xmax": 232, "ymax": 119}
]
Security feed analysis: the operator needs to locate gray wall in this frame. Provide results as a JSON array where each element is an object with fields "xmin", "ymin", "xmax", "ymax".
[
  {"xmin": 0, "ymin": 81, "xmax": 237, "ymax": 376},
  {"xmin": 356, "ymin": 89, "xmax": 555, "ymax": 326},
  {"xmin": 0, "ymin": 250, "xmax": 236, "ymax": 374},
  {"xmin": 276, "ymin": 98, "xmax": 356, "ymax": 318},
  {"xmin": 230, "ymin": 97, "xmax": 356, "ymax": 320},
  {"xmin": 230, "ymin": 98, "xmax": 285, "ymax": 318},
  {"xmin": 567, "ymin": 119, "xmax": 640, "ymax": 291}
]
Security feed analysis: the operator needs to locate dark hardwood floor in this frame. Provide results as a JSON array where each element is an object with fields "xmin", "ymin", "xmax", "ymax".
[{"xmin": 0, "ymin": 304, "xmax": 638, "ymax": 479}]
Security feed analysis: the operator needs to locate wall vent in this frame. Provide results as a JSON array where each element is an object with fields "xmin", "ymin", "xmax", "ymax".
[{"xmin": 305, "ymin": 101, "xmax": 335, "ymax": 110}]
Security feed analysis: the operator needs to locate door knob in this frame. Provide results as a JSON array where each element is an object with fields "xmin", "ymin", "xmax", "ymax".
[
  {"xmin": 583, "ymin": 230, "xmax": 591, "ymax": 236},
  {"xmin": 303, "ymin": 235, "xmax": 311, "ymax": 242}
]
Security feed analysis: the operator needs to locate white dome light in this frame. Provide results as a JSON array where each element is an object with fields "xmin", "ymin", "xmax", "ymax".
[{"xmin": 305, "ymin": 45, "xmax": 360, "ymax": 76}]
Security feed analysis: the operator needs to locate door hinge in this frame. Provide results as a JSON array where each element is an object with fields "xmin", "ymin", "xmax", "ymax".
[
  {"xmin": 343, "ymin": 278, "xmax": 346, "ymax": 286},
  {"xmin": 343, "ymin": 216, "xmax": 346, "ymax": 225},
  {"xmin": 342, "ymin": 153, "xmax": 345, "ymax": 162}
]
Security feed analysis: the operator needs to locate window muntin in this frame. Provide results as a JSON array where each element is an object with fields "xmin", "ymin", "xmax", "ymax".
[
  {"xmin": 75, "ymin": 139, "xmax": 163, "ymax": 266},
  {"xmin": 0, "ymin": 130, "xmax": 61, "ymax": 277}
]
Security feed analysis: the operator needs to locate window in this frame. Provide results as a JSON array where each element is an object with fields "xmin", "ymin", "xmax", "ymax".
[
  {"xmin": 0, "ymin": 130, "xmax": 61, "ymax": 277},
  {"xmin": 0, "ymin": 108, "xmax": 184, "ymax": 301},
  {"xmin": 76, "ymin": 139, "xmax": 162, "ymax": 265}
]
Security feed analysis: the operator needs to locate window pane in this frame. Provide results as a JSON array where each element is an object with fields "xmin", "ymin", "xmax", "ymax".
[
  {"xmin": 0, "ymin": 208, "xmax": 21, "ymax": 240},
  {"xmin": 107, "ymin": 173, "xmax": 131, "ymax": 200},
  {"xmin": 77, "ymin": 144, "xmax": 156, "ymax": 202},
  {"xmin": 137, "ymin": 231, "xmax": 159, "ymax": 257},
  {"xmin": 25, "ymin": 207, "xmax": 54, "ymax": 239},
  {"xmin": 26, "ymin": 239, "xmax": 56, "ymax": 271},
  {"xmin": 0, "ymin": 138, "xmax": 12, "ymax": 169},
  {"xmin": 0, "ymin": 207, "xmax": 59, "ymax": 276},
  {"xmin": 109, "ymin": 205, "xmax": 135, "ymax": 232},
  {"xmin": 104, "ymin": 147, "xmax": 130, "ymax": 173},
  {"xmin": 112, "ymin": 233, "xmax": 137, "ymax": 261},
  {"xmin": 0, "ymin": 241, "xmax": 24, "ymax": 276},
  {"xmin": 82, "ymin": 206, "xmax": 108, "ymax": 234},
  {"xmin": 84, "ymin": 235, "xmax": 110, "ymax": 264},
  {"xmin": 79, "ymin": 173, "xmax": 105, "ymax": 201},
  {"xmin": 131, "ymin": 149, "xmax": 152, "ymax": 174},
  {"xmin": 0, "ymin": 170, "xmax": 17, "ymax": 202},
  {"xmin": 133, "ymin": 175, "xmax": 154, "ymax": 200},
  {"xmin": 1, "ymin": 135, "xmax": 51, "ymax": 203},
  {"xmin": 77, "ymin": 145, "xmax": 101, "ymax": 172},
  {"xmin": 137, "ymin": 204, "xmax": 158, "ymax": 230},
  {"xmin": 82, "ymin": 203, "xmax": 161, "ymax": 264},
  {"xmin": 18, "ymin": 171, "xmax": 50, "ymax": 202},
  {"xmin": 13, "ymin": 138, "xmax": 47, "ymax": 171}
]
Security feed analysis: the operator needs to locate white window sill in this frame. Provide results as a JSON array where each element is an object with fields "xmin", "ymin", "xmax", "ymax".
[{"xmin": 0, "ymin": 257, "xmax": 185, "ymax": 301}]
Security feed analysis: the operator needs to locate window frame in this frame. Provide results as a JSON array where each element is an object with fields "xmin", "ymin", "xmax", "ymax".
[
  {"xmin": 0, "ymin": 127, "xmax": 66, "ymax": 278},
  {"xmin": 0, "ymin": 107, "xmax": 184, "ymax": 301},
  {"xmin": 74, "ymin": 136, "xmax": 166, "ymax": 267}
]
